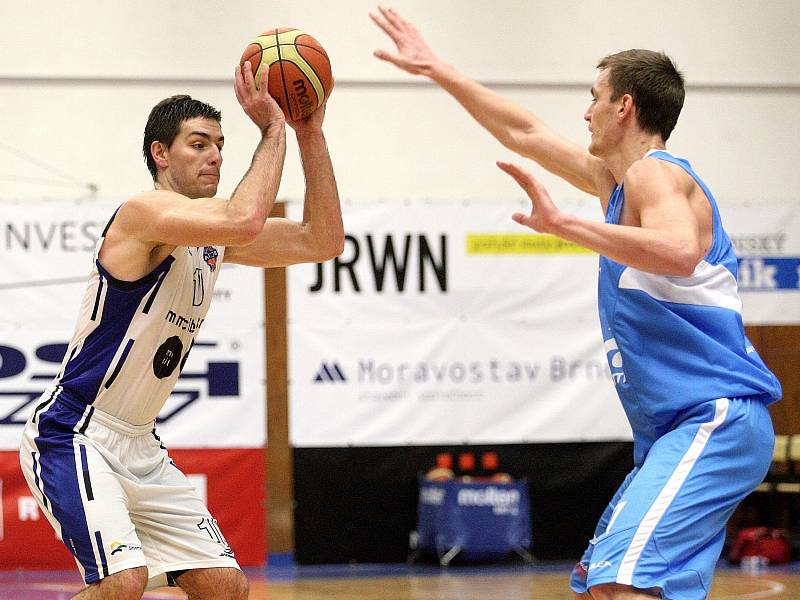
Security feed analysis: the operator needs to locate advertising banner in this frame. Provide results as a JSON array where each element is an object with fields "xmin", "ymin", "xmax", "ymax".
[
  {"xmin": 726, "ymin": 200, "xmax": 800, "ymax": 324},
  {"xmin": 287, "ymin": 198, "xmax": 799, "ymax": 447},
  {"xmin": 288, "ymin": 199, "xmax": 629, "ymax": 446},
  {"xmin": 0, "ymin": 198, "xmax": 266, "ymax": 450}
]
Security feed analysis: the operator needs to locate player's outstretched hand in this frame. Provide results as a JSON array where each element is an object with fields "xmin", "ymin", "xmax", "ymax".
[
  {"xmin": 234, "ymin": 61, "xmax": 286, "ymax": 132},
  {"xmin": 370, "ymin": 6, "xmax": 439, "ymax": 76},
  {"xmin": 497, "ymin": 161, "xmax": 563, "ymax": 234}
]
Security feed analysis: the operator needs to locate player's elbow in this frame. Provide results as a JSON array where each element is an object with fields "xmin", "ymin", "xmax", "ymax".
[
  {"xmin": 229, "ymin": 210, "xmax": 267, "ymax": 246},
  {"xmin": 503, "ymin": 128, "xmax": 530, "ymax": 155},
  {"xmin": 316, "ymin": 229, "xmax": 345, "ymax": 262},
  {"xmin": 670, "ymin": 246, "xmax": 703, "ymax": 277},
  {"xmin": 503, "ymin": 122, "xmax": 540, "ymax": 156}
]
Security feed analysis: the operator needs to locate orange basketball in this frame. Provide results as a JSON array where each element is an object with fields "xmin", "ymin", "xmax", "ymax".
[{"xmin": 240, "ymin": 28, "xmax": 333, "ymax": 121}]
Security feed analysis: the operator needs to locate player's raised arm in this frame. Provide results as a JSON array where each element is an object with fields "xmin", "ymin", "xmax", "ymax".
[
  {"xmin": 224, "ymin": 36, "xmax": 343, "ymax": 268},
  {"xmin": 370, "ymin": 6, "xmax": 611, "ymax": 198},
  {"xmin": 115, "ymin": 62, "xmax": 287, "ymax": 251},
  {"xmin": 224, "ymin": 104, "xmax": 344, "ymax": 268}
]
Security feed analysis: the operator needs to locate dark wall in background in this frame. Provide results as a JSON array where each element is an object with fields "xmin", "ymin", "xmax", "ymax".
[{"xmin": 292, "ymin": 442, "xmax": 634, "ymax": 564}]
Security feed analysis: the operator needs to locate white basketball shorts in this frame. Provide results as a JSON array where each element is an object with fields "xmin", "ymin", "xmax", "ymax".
[{"xmin": 19, "ymin": 387, "xmax": 241, "ymax": 589}]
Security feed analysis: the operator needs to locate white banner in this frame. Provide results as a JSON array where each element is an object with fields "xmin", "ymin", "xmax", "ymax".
[
  {"xmin": 288, "ymin": 199, "xmax": 630, "ymax": 447},
  {"xmin": 726, "ymin": 200, "xmax": 800, "ymax": 325},
  {"xmin": 0, "ymin": 198, "xmax": 265, "ymax": 449},
  {"xmin": 288, "ymin": 198, "xmax": 800, "ymax": 447}
]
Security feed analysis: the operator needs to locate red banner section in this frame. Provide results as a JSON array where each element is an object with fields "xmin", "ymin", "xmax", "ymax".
[{"xmin": 0, "ymin": 448, "xmax": 265, "ymax": 570}]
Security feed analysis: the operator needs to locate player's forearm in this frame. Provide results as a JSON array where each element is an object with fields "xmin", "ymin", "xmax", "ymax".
[
  {"xmin": 295, "ymin": 130, "xmax": 345, "ymax": 261},
  {"xmin": 228, "ymin": 121, "xmax": 287, "ymax": 242},
  {"xmin": 553, "ymin": 214, "xmax": 703, "ymax": 276},
  {"xmin": 428, "ymin": 63, "xmax": 546, "ymax": 155},
  {"xmin": 426, "ymin": 63, "xmax": 599, "ymax": 194}
]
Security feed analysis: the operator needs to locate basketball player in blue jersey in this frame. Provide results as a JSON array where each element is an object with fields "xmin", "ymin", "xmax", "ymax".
[
  {"xmin": 19, "ymin": 61, "xmax": 343, "ymax": 599},
  {"xmin": 372, "ymin": 7, "xmax": 781, "ymax": 600}
]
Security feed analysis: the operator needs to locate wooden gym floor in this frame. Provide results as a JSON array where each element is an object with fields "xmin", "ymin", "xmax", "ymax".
[{"xmin": 3, "ymin": 561, "xmax": 800, "ymax": 599}]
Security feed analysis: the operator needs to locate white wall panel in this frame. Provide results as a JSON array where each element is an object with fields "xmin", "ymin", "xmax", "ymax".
[
  {"xmin": 1, "ymin": 1, "xmax": 798, "ymax": 85},
  {"xmin": 1, "ymin": 81, "xmax": 797, "ymax": 206},
  {"xmin": 0, "ymin": 1, "xmax": 797, "ymax": 204}
]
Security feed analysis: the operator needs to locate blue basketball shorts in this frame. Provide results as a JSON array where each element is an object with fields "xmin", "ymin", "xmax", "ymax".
[
  {"xmin": 19, "ymin": 388, "xmax": 240, "ymax": 589},
  {"xmin": 570, "ymin": 396, "xmax": 774, "ymax": 600}
]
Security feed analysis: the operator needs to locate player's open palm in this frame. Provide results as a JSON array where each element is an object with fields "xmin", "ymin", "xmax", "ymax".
[
  {"xmin": 234, "ymin": 61, "xmax": 285, "ymax": 132},
  {"xmin": 497, "ymin": 161, "xmax": 562, "ymax": 234},
  {"xmin": 370, "ymin": 6, "xmax": 438, "ymax": 75}
]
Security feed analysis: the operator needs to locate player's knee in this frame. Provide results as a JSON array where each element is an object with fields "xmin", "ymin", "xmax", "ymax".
[
  {"xmin": 219, "ymin": 569, "xmax": 249, "ymax": 599},
  {"xmin": 77, "ymin": 566, "xmax": 148, "ymax": 599}
]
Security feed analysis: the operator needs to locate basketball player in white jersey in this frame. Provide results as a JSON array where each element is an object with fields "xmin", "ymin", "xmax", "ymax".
[
  {"xmin": 19, "ymin": 61, "xmax": 343, "ymax": 598},
  {"xmin": 372, "ymin": 7, "xmax": 780, "ymax": 600}
]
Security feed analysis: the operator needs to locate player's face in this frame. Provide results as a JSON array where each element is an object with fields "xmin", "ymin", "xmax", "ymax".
[
  {"xmin": 164, "ymin": 117, "xmax": 224, "ymax": 199},
  {"xmin": 584, "ymin": 69, "xmax": 620, "ymax": 158}
]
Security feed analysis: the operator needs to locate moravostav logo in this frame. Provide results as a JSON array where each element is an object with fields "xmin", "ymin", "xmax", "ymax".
[{"xmin": 313, "ymin": 362, "xmax": 347, "ymax": 383}]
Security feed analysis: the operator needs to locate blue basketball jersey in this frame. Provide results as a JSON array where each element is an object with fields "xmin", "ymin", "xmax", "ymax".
[{"xmin": 598, "ymin": 150, "xmax": 781, "ymax": 464}]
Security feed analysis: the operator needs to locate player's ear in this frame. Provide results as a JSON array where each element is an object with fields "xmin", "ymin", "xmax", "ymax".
[
  {"xmin": 618, "ymin": 94, "xmax": 634, "ymax": 119},
  {"xmin": 150, "ymin": 141, "xmax": 169, "ymax": 170}
]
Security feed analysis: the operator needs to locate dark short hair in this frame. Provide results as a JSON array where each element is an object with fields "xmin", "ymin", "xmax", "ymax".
[
  {"xmin": 142, "ymin": 95, "xmax": 222, "ymax": 180},
  {"xmin": 597, "ymin": 49, "xmax": 685, "ymax": 141}
]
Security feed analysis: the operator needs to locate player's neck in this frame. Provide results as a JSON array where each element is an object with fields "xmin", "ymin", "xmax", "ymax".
[{"xmin": 605, "ymin": 135, "xmax": 666, "ymax": 181}]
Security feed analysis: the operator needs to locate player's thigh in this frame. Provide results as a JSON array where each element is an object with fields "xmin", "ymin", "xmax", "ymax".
[
  {"xmin": 570, "ymin": 468, "xmax": 638, "ymax": 594},
  {"xmin": 131, "ymin": 454, "xmax": 239, "ymax": 578},
  {"xmin": 617, "ymin": 399, "xmax": 770, "ymax": 529},
  {"xmin": 20, "ymin": 425, "xmax": 146, "ymax": 583},
  {"xmin": 586, "ymin": 397, "xmax": 773, "ymax": 594},
  {"xmin": 644, "ymin": 397, "xmax": 773, "ymax": 557}
]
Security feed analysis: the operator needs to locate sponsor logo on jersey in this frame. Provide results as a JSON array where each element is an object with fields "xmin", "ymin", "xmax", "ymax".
[
  {"xmin": 603, "ymin": 338, "xmax": 626, "ymax": 385},
  {"xmin": 588, "ymin": 560, "xmax": 612, "ymax": 571},
  {"xmin": 203, "ymin": 246, "xmax": 219, "ymax": 272},
  {"xmin": 573, "ymin": 561, "xmax": 589, "ymax": 583},
  {"xmin": 165, "ymin": 310, "xmax": 205, "ymax": 333}
]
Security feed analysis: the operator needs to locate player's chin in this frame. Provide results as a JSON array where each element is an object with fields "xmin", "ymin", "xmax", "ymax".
[{"xmin": 190, "ymin": 182, "xmax": 219, "ymax": 199}]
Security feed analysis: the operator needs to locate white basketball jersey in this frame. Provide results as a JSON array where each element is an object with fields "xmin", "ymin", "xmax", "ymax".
[{"xmin": 53, "ymin": 216, "xmax": 225, "ymax": 424}]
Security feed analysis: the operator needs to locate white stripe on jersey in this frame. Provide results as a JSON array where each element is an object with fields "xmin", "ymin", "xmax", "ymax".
[{"xmin": 618, "ymin": 260, "xmax": 742, "ymax": 313}]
